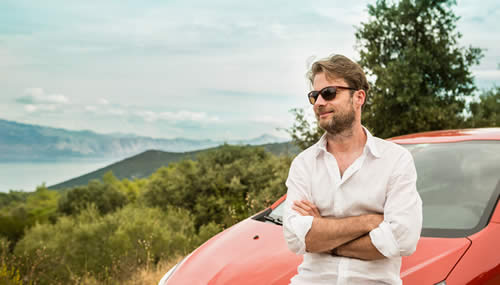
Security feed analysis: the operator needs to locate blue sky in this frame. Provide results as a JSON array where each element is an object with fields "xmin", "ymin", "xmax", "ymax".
[{"xmin": 1, "ymin": 0, "xmax": 499, "ymax": 140}]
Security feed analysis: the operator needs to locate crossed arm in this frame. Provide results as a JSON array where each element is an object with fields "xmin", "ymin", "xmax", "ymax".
[{"xmin": 292, "ymin": 200, "xmax": 386, "ymax": 260}]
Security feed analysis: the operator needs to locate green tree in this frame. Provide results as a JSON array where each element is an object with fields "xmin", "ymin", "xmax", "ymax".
[
  {"xmin": 0, "ymin": 191, "xmax": 29, "ymax": 209},
  {"xmin": 356, "ymin": 0, "xmax": 483, "ymax": 138},
  {"xmin": 0, "ymin": 185, "xmax": 59, "ymax": 245},
  {"xmin": 466, "ymin": 87, "xmax": 500, "ymax": 127},
  {"xmin": 58, "ymin": 177, "xmax": 127, "ymax": 216},
  {"xmin": 24, "ymin": 185, "xmax": 59, "ymax": 224},
  {"xmin": 286, "ymin": 108, "xmax": 324, "ymax": 150},
  {"xmin": 143, "ymin": 145, "xmax": 291, "ymax": 229}
]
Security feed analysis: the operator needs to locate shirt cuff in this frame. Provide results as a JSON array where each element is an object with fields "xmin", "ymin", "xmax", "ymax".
[
  {"xmin": 369, "ymin": 221, "xmax": 400, "ymax": 258},
  {"xmin": 286, "ymin": 215, "xmax": 314, "ymax": 254}
]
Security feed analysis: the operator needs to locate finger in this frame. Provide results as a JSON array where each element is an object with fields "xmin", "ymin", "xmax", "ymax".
[
  {"xmin": 302, "ymin": 200, "xmax": 321, "ymax": 217},
  {"xmin": 292, "ymin": 205, "xmax": 309, "ymax": 216},
  {"xmin": 301, "ymin": 200, "xmax": 316, "ymax": 210},
  {"xmin": 293, "ymin": 204, "xmax": 315, "ymax": 217},
  {"xmin": 294, "ymin": 201, "xmax": 312, "ymax": 212}
]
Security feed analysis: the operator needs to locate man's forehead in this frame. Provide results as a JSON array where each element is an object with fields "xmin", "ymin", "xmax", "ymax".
[{"xmin": 313, "ymin": 72, "xmax": 347, "ymax": 88}]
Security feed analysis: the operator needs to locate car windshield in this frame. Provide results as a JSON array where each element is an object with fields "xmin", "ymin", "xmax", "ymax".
[
  {"xmin": 269, "ymin": 141, "xmax": 500, "ymax": 238},
  {"xmin": 403, "ymin": 141, "xmax": 500, "ymax": 237}
]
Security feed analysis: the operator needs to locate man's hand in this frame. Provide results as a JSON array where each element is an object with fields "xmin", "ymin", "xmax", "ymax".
[{"xmin": 292, "ymin": 200, "xmax": 321, "ymax": 217}]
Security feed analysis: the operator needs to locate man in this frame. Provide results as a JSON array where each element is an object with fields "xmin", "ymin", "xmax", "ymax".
[{"xmin": 283, "ymin": 54, "xmax": 422, "ymax": 284}]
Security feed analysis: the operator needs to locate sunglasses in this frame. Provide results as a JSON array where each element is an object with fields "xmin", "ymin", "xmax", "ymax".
[{"xmin": 307, "ymin": 86, "xmax": 357, "ymax": 105}]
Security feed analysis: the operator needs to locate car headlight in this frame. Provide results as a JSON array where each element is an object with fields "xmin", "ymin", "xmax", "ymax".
[{"xmin": 434, "ymin": 281, "xmax": 446, "ymax": 285}]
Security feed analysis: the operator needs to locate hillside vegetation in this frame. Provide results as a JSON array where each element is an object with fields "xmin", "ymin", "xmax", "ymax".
[{"xmin": 0, "ymin": 144, "xmax": 293, "ymax": 284}]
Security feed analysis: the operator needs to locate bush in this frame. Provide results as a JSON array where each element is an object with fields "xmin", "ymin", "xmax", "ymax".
[
  {"xmin": 0, "ymin": 238, "xmax": 22, "ymax": 285},
  {"xmin": 143, "ymin": 145, "xmax": 291, "ymax": 229},
  {"xmin": 14, "ymin": 205, "xmax": 197, "ymax": 284},
  {"xmin": 58, "ymin": 180, "xmax": 127, "ymax": 216}
]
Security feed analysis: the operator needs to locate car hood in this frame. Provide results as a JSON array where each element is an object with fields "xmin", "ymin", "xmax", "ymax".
[
  {"xmin": 166, "ymin": 218, "xmax": 471, "ymax": 284},
  {"xmin": 167, "ymin": 218, "xmax": 300, "ymax": 284}
]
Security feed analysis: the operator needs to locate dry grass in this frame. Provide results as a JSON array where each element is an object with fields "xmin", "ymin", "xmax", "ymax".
[
  {"xmin": 78, "ymin": 256, "xmax": 184, "ymax": 285},
  {"xmin": 124, "ymin": 256, "xmax": 183, "ymax": 285}
]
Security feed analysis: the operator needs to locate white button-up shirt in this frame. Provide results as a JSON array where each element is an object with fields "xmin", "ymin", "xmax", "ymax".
[{"xmin": 283, "ymin": 128, "xmax": 422, "ymax": 285}]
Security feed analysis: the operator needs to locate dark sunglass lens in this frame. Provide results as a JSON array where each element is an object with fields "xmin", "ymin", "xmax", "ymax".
[
  {"xmin": 308, "ymin": 91, "xmax": 318, "ymax": 104},
  {"xmin": 321, "ymin": 87, "xmax": 337, "ymax": 100}
]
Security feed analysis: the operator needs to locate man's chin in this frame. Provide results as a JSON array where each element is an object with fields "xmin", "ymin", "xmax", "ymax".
[{"xmin": 318, "ymin": 121, "xmax": 331, "ymax": 132}]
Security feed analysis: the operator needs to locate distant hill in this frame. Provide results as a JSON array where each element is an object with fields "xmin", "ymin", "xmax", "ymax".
[
  {"xmin": 48, "ymin": 142, "xmax": 300, "ymax": 190},
  {"xmin": 0, "ymin": 118, "xmax": 289, "ymax": 162}
]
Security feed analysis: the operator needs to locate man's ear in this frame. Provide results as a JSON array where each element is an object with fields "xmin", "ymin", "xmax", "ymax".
[{"xmin": 354, "ymin": 90, "xmax": 366, "ymax": 109}]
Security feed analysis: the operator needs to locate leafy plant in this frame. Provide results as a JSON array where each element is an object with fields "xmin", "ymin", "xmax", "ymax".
[{"xmin": 356, "ymin": 0, "xmax": 483, "ymax": 138}]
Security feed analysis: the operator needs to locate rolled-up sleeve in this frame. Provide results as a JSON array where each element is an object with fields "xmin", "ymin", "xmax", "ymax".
[
  {"xmin": 283, "ymin": 157, "xmax": 314, "ymax": 255},
  {"xmin": 369, "ymin": 150, "xmax": 423, "ymax": 258}
]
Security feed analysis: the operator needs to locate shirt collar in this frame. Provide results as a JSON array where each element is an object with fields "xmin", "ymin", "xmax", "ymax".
[
  {"xmin": 363, "ymin": 126, "xmax": 381, "ymax": 158},
  {"xmin": 314, "ymin": 126, "xmax": 381, "ymax": 159}
]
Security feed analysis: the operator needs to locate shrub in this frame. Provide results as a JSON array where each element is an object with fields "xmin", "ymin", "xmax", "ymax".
[
  {"xmin": 58, "ymin": 180, "xmax": 127, "ymax": 216},
  {"xmin": 14, "ymin": 205, "xmax": 197, "ymax": 284}
]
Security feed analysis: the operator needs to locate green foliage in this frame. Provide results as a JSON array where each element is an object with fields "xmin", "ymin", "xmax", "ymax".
[
  {"xmin": 14, "ymin": 205, "xmax": 198, "ymax": 284},
  {"xmin": 0, "ymin": 191, "xmax": 29, "ymax": 209},
  {"xmin": 58, "ymin": 174, "xmax": 127, "ymax": 216},
  {"xmin": 246, "ymin": 155, "xmax": 292, "ymax": 211},
  {"xmin": 286, "ymin": 108, "xmax": 324, "ymax": 150},
  {"xmin": 2, "ymin": 144, "xmax": 294, "ymax": 283},
  {"xmin": 0, "ymin": 238, "xmax": 22, "ymax": 285},
  {"xmin": 466, "ymin": 87, "xmax": 500, "ymax": 127},
  {"xmin": 143, "ymin": 145, "xmax": 291, "ymax": 229},
  {"xmin": 0, "ymin": 215, "xmax": 27, "ymax": 247},
  {"xmin": 356, "ymin": 0, "xmax": 483, "ymax": 138},
  {"xmin": 194, "ymin": 222, "xmax": 225, "ymax": 246},
  {"xmin": 0, "ymin": 186, "xmax": 59, "ymax": 245},
  {"xmin": 24, "ymin": 185, "xmax": 59, "ymax": 224}
]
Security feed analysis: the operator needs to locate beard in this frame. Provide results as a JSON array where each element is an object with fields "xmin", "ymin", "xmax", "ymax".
[{"xmin": 316, "ymin": 102, "xmax": 356, "ymax": 136}]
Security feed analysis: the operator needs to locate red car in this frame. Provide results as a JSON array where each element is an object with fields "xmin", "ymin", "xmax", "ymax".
[{"xmin": 159, "ymin": 128, "xmax": 500, "ymax": 285}]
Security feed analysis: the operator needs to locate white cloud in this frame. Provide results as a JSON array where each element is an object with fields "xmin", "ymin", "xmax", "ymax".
[
  {"xmin": 16, "ymin": 88, "xmax": 69, "ymax": 113},
  {"xmin": 473, "ymin": 69, "xmax": 500, "ymax": 80},
  {"xmin": 98, "ymin": 98, "xmax": 109, "ymax": 105},
  {"xmin": 107, "ymin": 108, "xmax": 126, "ymax": 116},
  {"xmin": 250, "ymin": 115, "xmax": 292, "ymax": 126},
  {"xmin": 85, "ymin": 105, "xmax": 98, "ymax": 112},
  {"xmin": 22, "ymin": 88, "xmax": 69, "ymax": 104},
  {"xmin": 135, "ymin": 110, "xmax": 219, "ymax": 123},
  {"xmin": 24, "ymin": 104, "xmax": 58, "ymax": 113},
  {"xmin": 24, "ymin": 105, "xmax": 37, "ymax": 113},
  {"xmin": 133, "ymin": 110, "xmax": 155, "ymax": 122}
]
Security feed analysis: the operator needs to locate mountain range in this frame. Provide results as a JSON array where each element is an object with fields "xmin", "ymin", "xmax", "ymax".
[{"xmin": 0, "ymin": 118, "xmax": 289, "ymax": 162}]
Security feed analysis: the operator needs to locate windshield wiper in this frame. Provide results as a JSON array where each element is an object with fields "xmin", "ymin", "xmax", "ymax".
[{"xmin": 263, "ymin": 214, "xmax": 283, "ymax": 225}]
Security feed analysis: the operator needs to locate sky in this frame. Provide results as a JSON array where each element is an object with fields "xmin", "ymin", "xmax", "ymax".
[{"xmin": 1, "ymin": 0, "xmax": 499, "ymax": 141}]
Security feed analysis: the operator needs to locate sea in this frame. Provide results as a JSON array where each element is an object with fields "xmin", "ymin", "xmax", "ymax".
[{"xmin": 0, "ymin": 160, "xmax": 113, "ymax": 192}]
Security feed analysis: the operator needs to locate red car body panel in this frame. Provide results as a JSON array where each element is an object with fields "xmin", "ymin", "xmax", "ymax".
[
  {"xmin": 389, "ymin": 128, "xmax": 500, "ymax": 144},
  {"xmin": 490, "ymin": 201, "xmax": 500, "ymax": 223},
  {"xmin": 446, "ymin": 223, "xmax": 500, "ymax": 284},
  {"xmin": 166, "ymin": 218, "xmax": 301, "ymax": 285},
  {"xmin": 166, "ymin": 216, "xmax": 483, "ymax": 285},
  {"xmin": 163, "ymin": 128, "xmax": 500, "ymax": 284},
  {"xmin": 401, "ymin": 238, "xmax": 470, "ymax": 284}
]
